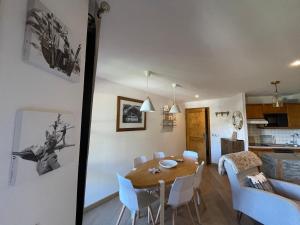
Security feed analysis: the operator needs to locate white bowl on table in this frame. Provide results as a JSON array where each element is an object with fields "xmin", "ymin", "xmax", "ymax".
[{"xmin": 159, "ymin": 159, "xmax": 178, "ymax": 169}]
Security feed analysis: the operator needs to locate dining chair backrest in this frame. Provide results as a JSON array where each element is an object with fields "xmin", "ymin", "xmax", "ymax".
[
  {"xmin": 194, "ymin": 161, "xmax": 205, "ymax": 189},
  {"xmin": 183, "ymin": 150, "xmax": 199, "ymax": 161},
  {"xmin": 167, "ymin": 174, "xmax": 195, "ymax": 208},
  {"xmin": 153, "ymin": 151, "xmax": 165, "ymax": 159},
  {"xmin": 134, "ymin": 156, "xmax": 148, "ymax": 168},
  {"xmin": 117, "ymin": 174, "xmax": 139, "ymax": 213}
]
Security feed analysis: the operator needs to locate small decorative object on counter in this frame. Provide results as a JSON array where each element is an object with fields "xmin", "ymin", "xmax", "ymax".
[{"xmin": 232, "ymin": 131, "xmax": 238, "ymax": 141}]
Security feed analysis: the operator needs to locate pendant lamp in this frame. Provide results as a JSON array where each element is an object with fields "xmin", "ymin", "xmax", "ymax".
[
  {"xmin": 169, "ymin": 83, "xmax": 181, "ymax": 114},
  {"xmin": 271, "ymin": 81, "xmax": 283, "ymax": 108},
  {"xmin": 140, "ymin": 71, "xmax": 155, "ymax": 112}
]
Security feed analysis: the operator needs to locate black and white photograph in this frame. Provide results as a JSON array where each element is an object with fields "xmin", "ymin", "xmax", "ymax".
[
  {"xmin": 10, "ymin": 110, "xmax": 76, "ymax": 185},
  {"xmin": 116, "ymin": 96, "xmax": 146, "ymax": 132},
  {"xmin": 122, "ymin": 104, "xmax": 142, "ymax": 123},
  {"xmin": 23, "ymin": 0, "xmax": 81, "ymax": 82}
]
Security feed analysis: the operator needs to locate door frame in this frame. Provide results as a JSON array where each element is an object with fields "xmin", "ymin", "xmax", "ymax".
[
  {"xmin": 76, "ymin": 14, "xmax": 97, "ymax": 225},
  {"xmin": 185, "ymin": 107, "xmax": 211, "ymax": 163}
]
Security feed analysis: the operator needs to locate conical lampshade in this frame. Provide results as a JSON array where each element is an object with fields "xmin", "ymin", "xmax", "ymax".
[
  {"xmin": 140, "ymin": 97, "xmax": 155, "ymax": 112},
  {"xmin": 169, "ymin": 104, "xmax": 181, "ymax": 114}
]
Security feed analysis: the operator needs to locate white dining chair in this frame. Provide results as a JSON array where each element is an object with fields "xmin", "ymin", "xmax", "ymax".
[
  {"xmin": 193, "ymin": 161, "xmax": 205, "ymax": 224},
  {"xmin": 134, "ymin": 155, "xmax": 148, "ymax": 168},
  {"xmin": 153, "ymin": 151, "xmax": 165, "ymax": 159},
  {"xmin": 183, "ymin": 150, "xmax": 199, "ymax": 161},
  {"xmin": 155, "ymin": 174, "xmax": 196, "ymax": 225},
  {"xmin": 116, "ymin": 174, "xmax": 157, "ymax": 225}
]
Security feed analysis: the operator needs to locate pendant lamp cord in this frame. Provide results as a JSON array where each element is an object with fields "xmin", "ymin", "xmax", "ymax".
[
  {"xmin": 147, "ymin": 74, "xmax": 149, "ymax": 89},
  {"xmin": 173, "ymin": 86, "xmax": 176, "ymax": 104}
]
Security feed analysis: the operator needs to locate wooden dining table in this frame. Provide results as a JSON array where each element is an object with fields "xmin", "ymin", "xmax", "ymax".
[{"xmin": 126, "ymin": 156, "xmax": 198, "ymax": 225}]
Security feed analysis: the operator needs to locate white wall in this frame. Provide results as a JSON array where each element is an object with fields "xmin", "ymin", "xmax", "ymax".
[
  {"xmin": 185, "ymin": 93, "xmax": 248, "ymax": 163},
  {"xmin": 85, "ymin": 78, "xmax": 186, "ymax": 206},
  {"xmin": 0, "ymin": 0, "xmax": 88, "ymax": 225}
]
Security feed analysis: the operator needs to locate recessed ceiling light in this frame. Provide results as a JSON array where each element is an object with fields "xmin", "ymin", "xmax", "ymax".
[
  {"xmin": 195, "ymin": 94, "xmax": 199, "ymax": 99},
  {"xmin": 289, "ymin": 60, "xmax": 300, "ymax": 67}
]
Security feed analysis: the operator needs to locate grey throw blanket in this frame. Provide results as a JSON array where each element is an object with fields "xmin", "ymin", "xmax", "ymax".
[{"xmin": 218, "ymin": 151, "xmax": 262, "ymax": 175}]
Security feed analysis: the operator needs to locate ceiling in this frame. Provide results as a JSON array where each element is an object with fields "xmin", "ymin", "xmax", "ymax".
[{"xmin": 95, "ymin": 0, "xmax": 300, "ymax": 101}]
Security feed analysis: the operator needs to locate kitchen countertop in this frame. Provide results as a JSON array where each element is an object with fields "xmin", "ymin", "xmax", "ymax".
[{"xmin": 249, "ymin": 144, "xmax": 300, "ymax": 150}]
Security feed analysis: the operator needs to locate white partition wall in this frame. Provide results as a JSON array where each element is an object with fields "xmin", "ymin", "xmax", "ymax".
[{"xmin": 0, "ymin": 0, "xmax": 88, "ymax": 224}]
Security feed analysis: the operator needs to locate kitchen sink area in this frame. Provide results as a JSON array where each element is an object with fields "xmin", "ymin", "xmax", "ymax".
[
  {"xmin": 250, "ymin": 143, "xmax": 300, "ymax": 148},
  {"xmin": 248, "ymin": 133, "xmax": 300, "ymax": 154}
]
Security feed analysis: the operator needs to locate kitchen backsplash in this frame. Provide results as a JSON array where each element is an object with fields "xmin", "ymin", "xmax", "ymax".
[{"xmin": 248, "ymin": 125, "xmax": 300, "ymax": 145}]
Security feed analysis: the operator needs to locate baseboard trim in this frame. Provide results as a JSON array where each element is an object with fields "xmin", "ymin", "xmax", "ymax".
[{"xmin": 84, "ymin": 192, "xmax": 119, "ymax": 213}]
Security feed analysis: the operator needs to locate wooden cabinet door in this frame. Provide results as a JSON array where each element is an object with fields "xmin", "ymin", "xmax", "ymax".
[
  {"xmin": 186, "ymin": 108, "xmax": 207, "ymax": 162},
  {"xmin": 246, "ymin": 104, "xmax": 264, "ymax": 119},
  {"xmin": 287, "ymin": 104, "xmax": 300, "ymax": 128},
  {"xmin": 263, "ymin": 104, "xmax": 287, "ymax": 114},
  {"xmin": 233, "ymin": 141, "xmax": 244, "ymax": 153},
  {"xmin": 221, "ymin": 139, "xmax": 232, "ymax": 155}
]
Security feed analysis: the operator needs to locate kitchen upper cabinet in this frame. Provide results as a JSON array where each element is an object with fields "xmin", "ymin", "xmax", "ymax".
[
  {"xmin": 287, "ymin": 103, "xmax": 300, "ymax": 128},
  {"xmin": 247, "ymin": 103, "xmax": 300, "ymax": 128},
  {"xmin": 246, "ymin": 104, "xmax": 264, "ymax": 119},
  {"xmin": 263, "ymin": 104, "xmax": 287, "ymax": 114}
]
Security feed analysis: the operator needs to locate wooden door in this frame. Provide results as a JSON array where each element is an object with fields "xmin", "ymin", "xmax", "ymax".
[{"xmin": 186, "ymin": 108, "xmax": 207, "ymax": 162}]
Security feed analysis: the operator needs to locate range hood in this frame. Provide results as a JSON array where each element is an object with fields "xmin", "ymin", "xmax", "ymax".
[{"xmin": 247, "ymin": 119, "xmax": 269, "ymax": 125}]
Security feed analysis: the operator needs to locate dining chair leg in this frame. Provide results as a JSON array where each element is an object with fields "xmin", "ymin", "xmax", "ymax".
[
  {"xmin": 193, "ymin": 196, "xmax": 201, "ymax": 224},
  {"xmin": 236, "ymin": 211, "xmax": 243, "ymax": 224},
  {"xmin": 155, "ymin": 204, "xmax": 161, "ymax": 224},
  {"xmin": 148, "ymin": 206, "xmax": 155, "ymax": 225},
  {"xmin": 115, "ymin": 205, "xmax": 126, "ymax": 225},
  {"xmin": 195, "ymin": 189, "xmax": 201, "ymax": 205},
  {"xmin": 186, "ymin": 203, "xmax": 196, "ymax": 225},
  {"xmin": 148, "ymin": 207, "xmax": 150, "ymax": 224},
  {"xmin": 131, "ymin": 212, "xmax": 137, "ymax": 225},
  {"xmin": 172, "ymin": 208, "xmax": 176, "ymax": 225},
  {"xmin": 198, "ymin": 189, "xmax": 206, "ymax": 210}
]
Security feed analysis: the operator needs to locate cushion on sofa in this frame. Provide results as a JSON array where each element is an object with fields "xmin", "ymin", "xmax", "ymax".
[{"xmin": 247, "ymin": 172, "xmax": 275, "ymax": 193}]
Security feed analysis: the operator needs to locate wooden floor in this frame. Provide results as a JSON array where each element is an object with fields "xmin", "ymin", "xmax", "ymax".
[{"xmin": 83, "ymin": 165, "xmax": 258, "ymax": 225}]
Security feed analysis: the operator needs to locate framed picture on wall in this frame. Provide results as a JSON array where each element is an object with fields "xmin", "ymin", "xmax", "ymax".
[
  {"xmin": 23, "ymin": 0, "xmax": 82, "ymax": 82},
  {"xmin": 9, "ymin": 110, "xmax": 76, "ymax": 185},
  {"xmin": 116, "ymin": 96, "xmax": 146, "ymax": 132}
]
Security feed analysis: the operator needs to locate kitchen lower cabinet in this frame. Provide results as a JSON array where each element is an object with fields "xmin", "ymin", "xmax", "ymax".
[{"xmin": 221, "ymin": 139, "xmax": 244, "ymax": 155}]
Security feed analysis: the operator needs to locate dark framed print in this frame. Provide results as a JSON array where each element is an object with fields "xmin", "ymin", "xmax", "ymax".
[{"xmin": 116, "ymin": 96, "xmax": 146, "ymax": 132}]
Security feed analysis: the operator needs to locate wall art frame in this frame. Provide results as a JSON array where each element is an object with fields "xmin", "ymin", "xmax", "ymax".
[
  {"xmin": 23, "ymin": 0, "xmax": 82, "ymax": 82},
  {"xmin": 116, "ymin": 96, "xmax": 146, "ymax": 132}
]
